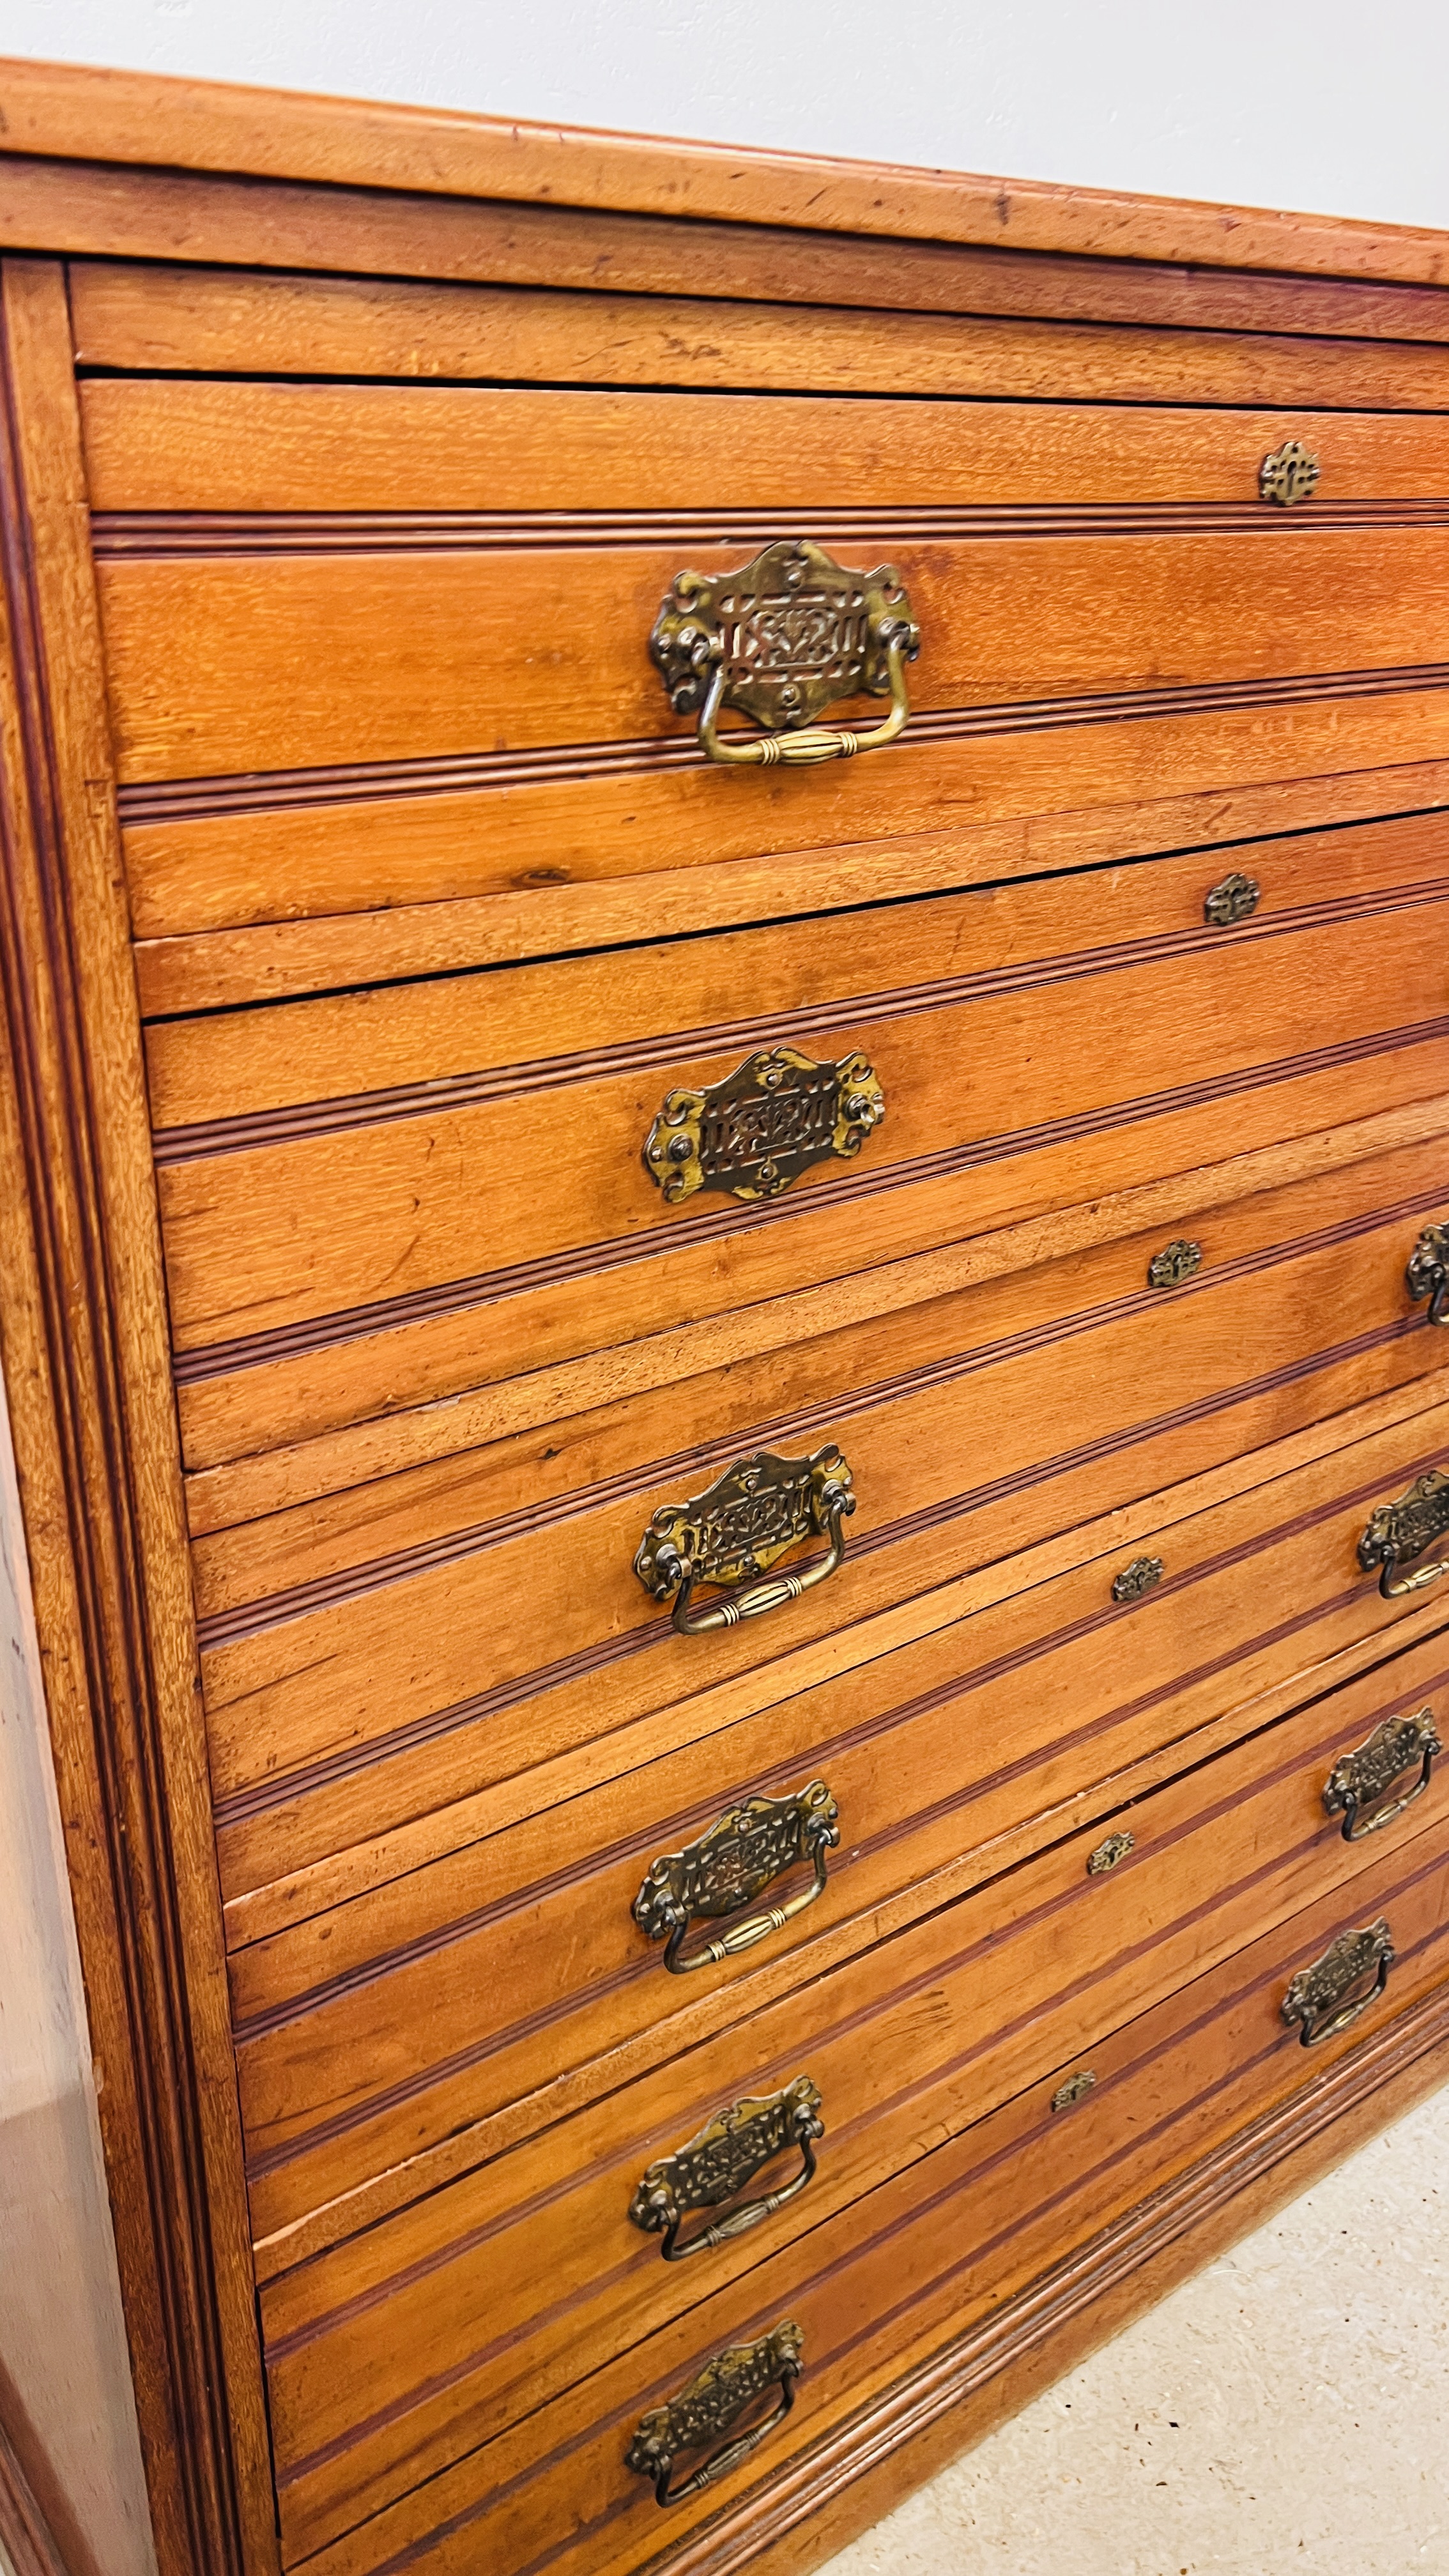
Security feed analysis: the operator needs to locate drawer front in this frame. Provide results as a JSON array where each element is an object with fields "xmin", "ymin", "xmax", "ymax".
[
  {"xmin": 266, "ymin": 1662, "xmax": 1449, "ymax": 2568},
  {"xmin": 201, "ymin": 1138, "xmax": 1449, "ymax": 1910},
  {"xmin": 85, "ymin": 373, "xmax": 1449, "ymax": 1007},
  {"xmin": 228, "ymin": 1393, "xmax": 1449, "ymax": 2227},
  {"xmin": 150, "ymin": 809, "xmax": 1449, "ymax": 1462}
]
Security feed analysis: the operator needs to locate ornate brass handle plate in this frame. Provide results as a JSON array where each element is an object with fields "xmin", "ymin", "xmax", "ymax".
[
  {"xmin": 629, "ymin": 2076, "xmax": 824, "ymax": 2260},
  {"xmin": 1406, "ymin": 1222, "xmax": 1449, "ymax": 1326},
  {"xmin": 632, "ymin": 1779, "xmax": 839, "ymax": 1974},
  {"xmin": 1357, "ymin": 1468, "xmax": 1449, "ymax": 1599},
  {"xmin": 651, "ymin": 539, "xmax": 919, "ymax": 767},
  {"xmin": 634, "ymin": 1445, "xmax": 855, "ymax": 1636},
  {"xmin": 1322, "ymin": 1708, "xmax": 1441, "ymax": 1843},
  {"xmin": 1281, "ymin": 1919, "xmax": 1394, "ymax": 2048},
  {"xmin": 626, "ymin": 2320, "xmax": 804, "ymax": 2505},
  {"xmin": 643, "ymin": 1046, "xmax": 885, "ymax": 1206}
]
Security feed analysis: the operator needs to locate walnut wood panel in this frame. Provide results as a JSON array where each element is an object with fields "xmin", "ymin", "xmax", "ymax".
[
  {"xmin": 225, "ymin": 1414, "xmax": 1449, "ymax": 2257},
  {"xmin": 125, "ymin": 714, "xmax": 1449, "ymax": 1011},
  {"xmin": 95, "ymin": 522, "xmax": 1449, "ymax": 786},
  {"xmin": 267, "ymin": 1756, "xmax": 1449, "ymax": 2568},
  {"xmin": 0, "ymin": 259, "xmax": 275, "ymax": 2576},
  {"xmin": 150, "ymin": 878, "xmax": 1449, "ymax": 1365},
  {"xmin": 80, "ymin": 381, "xmax": 1449, "ymax": 517},
  {"xmin": 9, "ymin": 58, "xmax": 1449, "ymax": 289}
]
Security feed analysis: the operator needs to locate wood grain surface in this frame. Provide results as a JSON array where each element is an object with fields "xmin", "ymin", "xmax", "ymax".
[{"xmin": 266, "ymin": 1766, "xmax": 1449, "ymax": 2571}]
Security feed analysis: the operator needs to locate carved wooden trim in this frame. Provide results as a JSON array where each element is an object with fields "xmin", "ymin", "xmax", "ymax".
[
  {"xmin": 0, "ymin": 258, "xmax": 275, "ymax": 2576},
  {"xmin": 650, "ymin": 1975, "xmax": 1449, "ymax": 2576}
]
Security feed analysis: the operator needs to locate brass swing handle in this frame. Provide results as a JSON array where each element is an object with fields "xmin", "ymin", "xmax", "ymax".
[
  {"xmin": 632, "ymin": 1779, "xmax": 839, "ymax": 1975},
  {"xmin": 1357, "ymin": 1468, "xmax": 1449, "ymax": 1599},
  {"xmin": 634, "ymin": 1444, "xmax": 855, "ymax": 1639},
  {"xmin": 627, "ymin": 2322, "xmax": 804, "ymax": 2506},
  {"xmin": 1322, "ymin": 1706, "xmax": 1441, "ymax": 1843},
  {"xmin": 1281, "ymin": 1919, "xmax": 1394, "ymax": 2048},
  {"xmin": 1407, "ymin": 1220, "xmax": 1449, "ymax": 1326},
  {"xmin": 651, "ymin": 538, "xmax": 919, "ymax": 770},
  {"xmin": 629, "ymin": 2075, "xmax": 824, "ymax": 2262}
]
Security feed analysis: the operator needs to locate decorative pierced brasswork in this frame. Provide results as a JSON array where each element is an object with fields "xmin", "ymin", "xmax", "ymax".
[
  {"xmin": 650, "ymin": 539, "xmax": 919, "ymax": 766},
  {"xmin": 1087, "ymin": 1830, "xmax": 1135, "ymax": 1876},
  {"xmin": 1281, "ymin": 1919, "xmax": 1394, "ymax": 2047},
  {"xmin": 1204, "ymin": 870, "xmax": 1261, "ymax": 926},
  {"xmin": 1322, "ymin": 1708, "xmax": 1441, "ymax": 1843},
  {"xmin": 629, "ymin": 2076, "xmax": 824, "ymax": 2260},
  {"xmin": 643, "ymin": 1045, "xmax": 885, "ymax": 1206},
  {"xmin": 1406, "ymin": 1221, "xmax": 1449, "ymax": 1328},
  {"xmin": 626, "ymin": 2320, "xmax": 804, "ymax": 2505},
  {"xmin": 1357, "ymin": 1468, "xmax": 1449, "ymax": 1599},
  {"xmin": 1052, "ymin": 2071, "xmax": 1097, "ymax": 2113},
  {"xmin": 1112, "ymin": 1554, "xmax": 1164, "ymax": 1604},
  {"xmin": 1147, "ymin": 1238, "xmax": 1203, "ymax": 1291},
  {"xmin": 1259, "ymin": 438, "xmax": 1321, "ymax": 506},
  {"xmin": 632, "ymin": 1779, "xmax": 840, "ymax": 1974},
  {"xmin": 634, "ymin": 1444, "xmax": 855, "ymax": 1636}
]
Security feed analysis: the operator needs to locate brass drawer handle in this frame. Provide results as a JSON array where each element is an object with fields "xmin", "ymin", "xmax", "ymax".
[
  {"xmin": 633, "ymin": 1780, "xmax": 839, "ymax": 1974},
  {"xmin": 1281, "ymin": 1919, "xmax": 1394, "ymax": 2048},
  {"xmin": 629, "ymin": 2076, "xmax": 824, "ymax": 2261},
  {"xmin": 651, "ymin": 539, "xmax": 919, "ymax": 768},
  {"xmin": 634, "ymin": 1445, "xmax": 855, "ymax": 1637},
  {"xmin": 1407, "ymin": 1222, "xmax": 1449, "ymax": 1326},
  {"xmin": 1357, "ymin": 1468, "xmax": 1449, "ymax": 1598},
  {"xmin": 627, "ymin": 2320, "xmax": 804, "ymax": 2506},
  {"xmin": 1322, "ymin": 1707, "xmax": 1441, "ymax": 1842},
  {"xmin": 643, "ymin": 1045, "xmax": 885, "ymax": 1207}
]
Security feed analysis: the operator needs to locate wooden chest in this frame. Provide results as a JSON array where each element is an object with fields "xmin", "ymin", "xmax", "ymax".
[{"xmin": 4, "ymin": 56, "xmax": 1449, "ymax": 2576}]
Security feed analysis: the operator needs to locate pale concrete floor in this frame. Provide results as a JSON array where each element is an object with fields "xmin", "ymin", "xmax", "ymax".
[{"xmin": 819, "ymin": 2079, "xmax": 1449, "ymax": 2576}]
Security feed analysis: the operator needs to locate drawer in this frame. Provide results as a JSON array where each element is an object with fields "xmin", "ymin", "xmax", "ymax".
[
  {"xmin": 88, "ymin": 391, "xmax": 1449, "ymax": 790},
  {"xmin": 150, "ymin": 806, "xmax": 1449, "ymax": 1465},
  {"xmin": 228, "ymin": 1392, "xmax": 1449, "ymax": 2231},
  {"xmin": 200, "ymin": 1135, "xmax": 1449, "ymax": 1896},
  {"xmin": 261, "ymin": 1639, "xmax": 1449, "ymax": 2566}
]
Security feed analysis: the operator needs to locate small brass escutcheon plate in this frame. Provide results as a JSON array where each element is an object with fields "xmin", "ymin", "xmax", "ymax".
[
  {"xmin": 633, "ymin": 1779, "xmax": 840, "ymax": 1973},
  {"xmin": 1112, "ymin": 1554, "xmax": 1164, "ymax": 1603},
  {"xmin": 1322, "ymin": 1708, "xmax": 1441, "ymax": 1842},
  {"xmin": 1204, "ymin": 870, "xmax": 1261, "ymax": 926},
  {"xmin": 1358, "ymin": 1467, "xmax": 1449, "ymax": 1598},
  {"xmin": 626, "ymin": 2320, "xmax": 804, "ymax": 2505},
  {"xmin": 1259, "ymin": 438, "xmax": 1321, "ymax": 505},
  {"xmin": 629, "ymin": 2075, "xmax": 824, "ymax": 2260},
  {"xmin": 1147, "ymin": 1238, "xmax": 1203, "ymax": 1290},
  {"xmin": 1052, "ymin": 2071, "xmax": 1097, "ymax": 2113},
  {"xmin": 1406, "ymin": 1220, "xmax": 1449, "ymax": 1326},
  {"xmin": 643, "ymin": 1045, "xmax": 885, "ymax": 1206},
  {"xmin": 1087, "ymin": 1830, "xmax": 1135, "ymax": 1876},
  {"xmin": 1282, "ymin": 1919, "xmax": 1393, "ymax": 2046}
]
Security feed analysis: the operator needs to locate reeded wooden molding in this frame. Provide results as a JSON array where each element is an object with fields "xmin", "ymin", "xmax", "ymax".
[
  {"xmin": 0, "ymin": 54, "xmax": 1446, "ymax": 285},
  {"xmin": 0, "ymin": 2413, "xmax": 70, "ymax": 2576},
  {"xmin": 649, "ymin": 1975, "xmax": 1449, "ymax": 2576},
  {"xmin": 0, "ymin": 259, "xmax": 274, "ymax": 2576}
]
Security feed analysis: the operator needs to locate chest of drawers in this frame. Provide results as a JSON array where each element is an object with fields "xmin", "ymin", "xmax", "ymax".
[{"xmin": 4, "ymin": 57, "xmax": 1449, "ymax": 2576}]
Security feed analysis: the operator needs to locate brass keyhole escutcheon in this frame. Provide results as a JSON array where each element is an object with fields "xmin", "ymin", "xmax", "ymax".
[{"xmin": 1259, "ymin": 438, "xmax": 1320, "ymax": 505}]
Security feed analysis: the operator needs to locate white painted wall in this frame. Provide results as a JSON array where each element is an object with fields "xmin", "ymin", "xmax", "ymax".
[
  {"xmin": 6, "ymin": 0, "xmax": 1449, "ymax": 231},
  {"xmin": 0, "ymin": 1372, "xmax": 157, "ymax": 2576}
]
